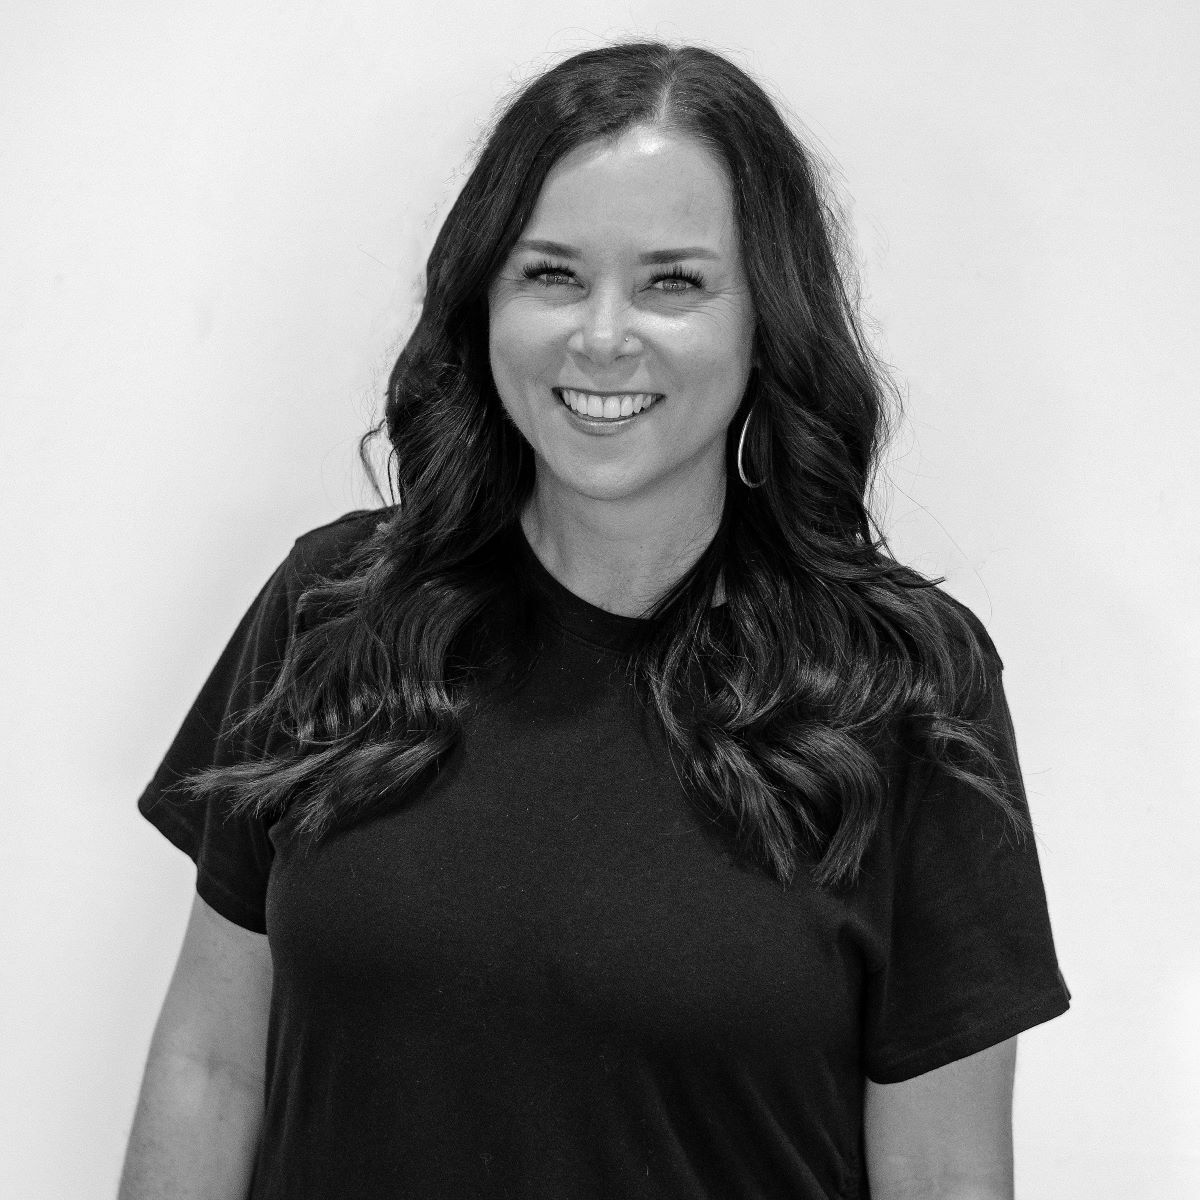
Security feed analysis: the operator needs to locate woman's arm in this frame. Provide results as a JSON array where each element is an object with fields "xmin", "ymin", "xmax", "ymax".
[
  {"xmin": 118, "ymin": 894, "xmax": 273, "ymax": 1200},
  {"xmin": 864, "ymin": 1038, "xmax": 1017, "ymax": 1200}
]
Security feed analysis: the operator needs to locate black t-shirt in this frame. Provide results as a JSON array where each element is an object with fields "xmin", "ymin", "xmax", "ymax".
[{"xmin": 138, "ymin": 510, "xmax": 1070, "ymax": 1200}]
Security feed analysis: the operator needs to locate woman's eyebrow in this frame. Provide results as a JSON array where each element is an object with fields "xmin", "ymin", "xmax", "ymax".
[{"xmin": 515, "ymin": 238, "xmax": 720, "ymax": 263}]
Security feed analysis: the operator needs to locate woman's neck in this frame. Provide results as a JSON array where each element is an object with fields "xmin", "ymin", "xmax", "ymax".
[{"xmin": 520, "ymin": 484, "xmax": 725, "ymax": 618}]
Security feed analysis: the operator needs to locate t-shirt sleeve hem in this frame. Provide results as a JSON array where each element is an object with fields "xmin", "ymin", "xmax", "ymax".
[
  {"xmin": 195, "ymin": 875, "xmax": 268, "ymax": 934},
  {"xmin": 139, "ymin": 794, "xmax": 269, "ymax": 934},
  {"xmin": 866, "ymin": 986, "xmax": 1072, "ymax": 1084}
]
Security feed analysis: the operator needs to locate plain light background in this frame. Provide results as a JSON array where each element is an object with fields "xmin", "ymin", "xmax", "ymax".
[{"xmin": 3, "ymin": 1, "xmax": 1197, "ymax": 1196}]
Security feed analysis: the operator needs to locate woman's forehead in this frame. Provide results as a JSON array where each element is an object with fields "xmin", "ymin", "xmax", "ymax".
[{"xmin": 522, "ymin": 126, "xmax": 738, "ymax": 255}]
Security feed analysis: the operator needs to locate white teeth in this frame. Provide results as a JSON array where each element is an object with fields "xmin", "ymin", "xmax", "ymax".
[{"xmin": 559, "ymin": 389, "xmax": 660, "ymax": 420}]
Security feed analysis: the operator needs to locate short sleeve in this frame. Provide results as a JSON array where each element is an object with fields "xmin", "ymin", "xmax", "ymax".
[
  {"xmin": 863, "ymin": 673, "xmax": 1071, "ymax": 1083},
  {"xmin": 137, "ymin": 555, "xmax": 299, "ymax": 933}
]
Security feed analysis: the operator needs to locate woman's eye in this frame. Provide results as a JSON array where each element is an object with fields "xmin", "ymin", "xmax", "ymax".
[
  {"xmin": 651, "ymin": 268, "xmax": 706, "ymax": 292},
  {"xmin": 521, "ymin": 261, "xmax": 575, "ymax": 286},
  {"xmin": 653, "ymin": 279, "xmax": 689, "ymax": 292}
]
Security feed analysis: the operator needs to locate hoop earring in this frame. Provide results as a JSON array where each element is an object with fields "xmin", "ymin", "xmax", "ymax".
[{"xmin": 737, "ymin": 406, "xmax": 764, "ymax": 488}]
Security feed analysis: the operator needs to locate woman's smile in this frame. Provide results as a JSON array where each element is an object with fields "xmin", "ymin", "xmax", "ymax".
[{"xmin": 555, "ymin": 387, "xmax": 664, "ymax": 427}]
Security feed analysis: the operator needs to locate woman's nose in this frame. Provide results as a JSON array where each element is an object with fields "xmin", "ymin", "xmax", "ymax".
[{"xmin": 570, "ymin": 289, "xmax": 637, "ymax": 362}]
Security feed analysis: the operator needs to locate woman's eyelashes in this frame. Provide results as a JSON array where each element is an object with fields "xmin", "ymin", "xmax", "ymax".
[{"xmin": 519, "ymin": 259, "xmax": 706, "ymax": 292}]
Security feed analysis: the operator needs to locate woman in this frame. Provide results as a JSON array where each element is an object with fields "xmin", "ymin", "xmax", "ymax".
[{"xmin": 121, "ymin": 41, "xmax": 1070, "ymax": 1200}]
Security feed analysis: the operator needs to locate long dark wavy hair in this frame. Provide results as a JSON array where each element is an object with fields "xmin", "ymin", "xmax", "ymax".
[{"xmin": 192, "ymin": 41, "xmax": 1026, "ymax": 888}]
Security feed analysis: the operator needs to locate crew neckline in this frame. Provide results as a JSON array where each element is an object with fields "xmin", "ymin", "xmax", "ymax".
[
  {"xmin": 511, "ymin": 522, "xmax": 729, "ymax": 654},
  {"xmin": 513, "ymin": 523, "xmax": 654, "ymax": 652}
]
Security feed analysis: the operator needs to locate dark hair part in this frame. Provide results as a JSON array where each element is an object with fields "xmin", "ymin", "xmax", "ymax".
[{"xmin": 191, "ymin": 41, "xmax": 1026, "ymax": 888}]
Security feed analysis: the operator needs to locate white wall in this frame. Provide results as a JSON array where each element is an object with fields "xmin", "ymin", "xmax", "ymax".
[{"xmin": 3, "ymin": 1, "xmax": 1196, "ymax": 1195}]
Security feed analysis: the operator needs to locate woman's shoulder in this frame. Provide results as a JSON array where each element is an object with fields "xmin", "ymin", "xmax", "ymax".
[
  {"xmin": 285, "ymin": 506, "xmax": 396, "ymax": 584},
  {"xmin": 927, "ymin": 586, "xmax": 1004, "ymax": 676},
  {"xmin": 875, "ymin": 556, "xmax": 1005, "ymax": 679}
]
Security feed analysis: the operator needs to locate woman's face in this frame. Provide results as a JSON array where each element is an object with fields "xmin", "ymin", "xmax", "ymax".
[{"xmin": 487, "ymin": 125, "xmax": 757, "ymax": 519}]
